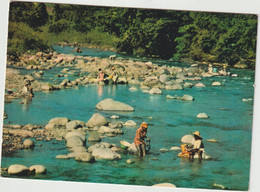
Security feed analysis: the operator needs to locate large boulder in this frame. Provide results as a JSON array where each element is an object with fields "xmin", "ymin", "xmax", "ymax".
[
  {"xmin": 124, "ymin": 120, "xmax": 137, "ymax": 127},
  {"xmin": 45, "ymin": 117, "xmax": 70, "ymax": 130},
  {"xmin": 88, "ymin": 142, "xmax": 114, "ymax": 153},
  {"xmin": 182, "ymin": 95, "xmax": 194, "ymax": 101},
  {"xmin": 183, "ymin": 82, "xmax": 193, "ymax": 88},
  {"xmin": 181, "ymin": 134, "xmax": 194, "ymax": 144},
  {"xmin": 86, "ymin": 113, "xmax": 108, "ymax": 128},
  {"xmin": 66, "ymin": 136, "xmax": 84, "ymax": 148},
  {"xmin": 92, "ymin": 148, "xmax": 121, "ymax": 160},
  {"xmin": 65, "ymin": 131, "xmax": 86, "ymax": 142},
  {"xmin": 95, "ymin": 98, "xmax": 134, "ymax": 111},
  {"xmin": 87, "ymin": 132, "xmax": 101, "ymax": 142},
  {"xmin": 75, "ymin": 152, "xmax": 95, "ymax": 163},
  {"xmin": 149, "ymin": 88, "xmax": 162, "ymax": 95},
  {"xmin": 66, "ymin": 120, "xmax": 85, "ymax": 130},
  {"xmin": 23, "ymin": 139, "xmax": 34, "ymax": 149},
  {"xmin": 159, "ymin": 74, "xmax": 171, "ymax": 83},
  {"xmin": 171, "ymin": 84, "xmax": 183, "ymax": 90},
  {"xmin": 29, "ymin": 165, "xmax": 47, "ymax": 174},
  {"xmin": 8, "ymin": 164, "xmax": 30, "ymax": 175},
  {"xmin": 127, "ymin": 143, "xmax": 138, "ymax": 153}
]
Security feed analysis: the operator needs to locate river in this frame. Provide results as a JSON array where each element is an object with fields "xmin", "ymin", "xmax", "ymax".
[{"xmin": 1, "ymin": 46, "xmax": 255, "ymax": 190}]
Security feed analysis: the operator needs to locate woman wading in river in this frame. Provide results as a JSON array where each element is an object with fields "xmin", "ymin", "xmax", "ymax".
[{"xmin": 134, "ymin": 122, "xmax": 148, "ymax": 157}]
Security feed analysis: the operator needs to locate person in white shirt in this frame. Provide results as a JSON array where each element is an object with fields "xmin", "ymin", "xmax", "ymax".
[{"xmin": 188, "ymin": 131, "xmax": 204, "ymax": 160}]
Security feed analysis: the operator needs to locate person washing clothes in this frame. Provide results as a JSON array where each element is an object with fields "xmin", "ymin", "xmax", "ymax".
[
  {"xmin": 188, "ymin": 131, "xmax": 204, "ymax": 160},
  {"xmin": 134, "ymin": 122, "xmax": 148, "ymax": 157}
]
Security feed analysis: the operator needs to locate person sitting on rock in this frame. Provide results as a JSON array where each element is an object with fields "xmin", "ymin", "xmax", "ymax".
[
  {"xmin": 208, "ymin": 64, "xmax": 213, "ymax": 74},
  {"xmin": 98, "ymin": 68, "xmax": 105, "ymax": 82},
  {"xmin": 111, "ymin": 67, "xmax": 118, "ymax": 84},
  {"xmin": 134, "ymin": 122, "xmax": 148, "ymax": 157},
  {"xmin": 187, "ymin": 131, "xmax": 204, "ymax": 160}
]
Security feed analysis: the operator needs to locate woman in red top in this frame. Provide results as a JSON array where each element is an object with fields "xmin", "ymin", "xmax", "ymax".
[{"xmin": 134, "ymin": 122, "xmax": 148, "ymax": 157}]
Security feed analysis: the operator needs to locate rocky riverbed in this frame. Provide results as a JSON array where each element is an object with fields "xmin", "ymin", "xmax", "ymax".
[
  {"xmin": 5, "ymin": 50, "xmax": 232, "ymax": 102},
  {"xmin": 2, "ymin": 49, "xmax": 252, "ymax": 190}
]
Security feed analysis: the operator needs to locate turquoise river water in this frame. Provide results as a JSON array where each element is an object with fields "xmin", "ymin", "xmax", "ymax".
[{"xmin": 1, "ymin": 47, "xmax": 255, "ymax": 190}]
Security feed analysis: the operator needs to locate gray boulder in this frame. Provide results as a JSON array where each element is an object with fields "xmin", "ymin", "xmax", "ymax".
[
  {"xmin": 66, "ymin": 120, "xmax": 85, "ymax": 130},
  {"xmin": 66, "ymin": 136, "xmax": 84, "ymax": 148},
  {"xmin": 159, "ymin": 74, "xmax": 171, "ymax": 83},
  {"xmin": 45, "ymin": 117, "xmax": 70, "ymax": 130},
  {"xmin": 127, "ymin": 143, "xmax": 138, "ymax": 153},
  {"xmin": 87, "ymin": 132, "xmax": 101, "ymax": 142},
  {"xmin": 65, "ymin": 131, "xmax": 86, "ymax": 142},
  {"xmin": 183, "ymin": 82, "xmax": 193, "ymax": 88},
  {"xmin": 95, "ymin": 98, "xmax": 134, "ymax": 111},
  {"xmin": 86, "ymin": 113, "xmax": 108, "ymax": 128},
  {"xmin": 23, "ymin": 139, "xmax": 34, "ymax": 149},
  {"xmin": 75, "ymin": 152, "xmax": 95, "ymax": 163},
  {"xmin": 92, "ymin": 148, "xmax": 121, "ymax": 160},
  {"xmin": 124, "ymin": 120, "xmax": 137, "ymax": 127},
  {"xmin": 172, "ymin": 84, "xmax": 183, "ymax": 90},
  {"xmin": 181, "ymin": 134, "xmax": 194, "ymax": 144},
  {"xmin": 182, "ymin": 95, "xmax": 194, "ymax": 101},
  {"xmin": 88, "ymin": 142, "xmax": 115, "ymax": 153},
  {"xmin": 29, "ymin": 165, "xmax": 47, "ymax": 174},
  {"xmin": 8, "ymin": 164, "xmax": 30, "ymax": 175},
  {"xmin": 149, "ymin": 88, "xmax": 162, "ymax": 95}
]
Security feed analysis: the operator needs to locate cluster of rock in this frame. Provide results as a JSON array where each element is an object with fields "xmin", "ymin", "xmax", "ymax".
[
  {"xmin": 53, "ymin": 113, "xmax": 128, "ymax": 162},
  {"xmin": 5, "ymin": 51, "xmax": 234, "ymax": 102},
  {"xmin": 2, "ymin": 124, "xmax": 45, "ymax": 156},
  {"xmin": 5, "ymin": 164, "xmax": 47, "ymax": 176}
]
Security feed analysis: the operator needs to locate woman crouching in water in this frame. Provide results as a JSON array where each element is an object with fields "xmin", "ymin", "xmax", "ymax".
[{"xmin": 134, "ymin": 122, "xmax": 148, "ymax": 157}]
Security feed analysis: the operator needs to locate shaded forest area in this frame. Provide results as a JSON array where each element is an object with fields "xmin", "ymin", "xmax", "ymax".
[{"xmin": 7, "ymin": 2, "xmax": 257, "ymax": 68}]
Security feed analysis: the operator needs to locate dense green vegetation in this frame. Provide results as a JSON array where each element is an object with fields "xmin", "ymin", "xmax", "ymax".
[{"xmin": 7, "ymin": 2, "xmax": 257, "ymax": 68}]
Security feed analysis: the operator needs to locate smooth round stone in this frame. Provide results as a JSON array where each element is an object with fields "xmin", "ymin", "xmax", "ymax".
[
  {"xmin": 159, "ymin": 148, "xmax": 169, "ymax": 153},
  {"xmin": 8, "ymin": 164, "xmax": 30, "ymax": 175},
  {"xmin": 29, "ymin": 165, "xmax": 47, "ymax": 174},
  {"xmin": 56, "ymin": 154, "xmax": 70, "ymax": 159},
  {"xmin": 170, "ymin": 146, "xmax": 181, "ymax": 151},
  {"xmin": 126, "ymin": 159, "xmax": 135, "ymax": 164},
  {"xmin": 23, "ymin": 139, "xmax": 35, "ymax": 149},
  {"xmin": 152, "ymin": 183, "xmax": 176, "ymax": 187},
  {"xmin": 197, "ymin": 113, "xmax": 209, "ymax": 118}
]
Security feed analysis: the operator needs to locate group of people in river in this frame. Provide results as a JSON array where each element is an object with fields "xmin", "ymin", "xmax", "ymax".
[
  {"xmin": 134, "ymin": 122, "xmax": 205, "ymax": 161},
  {"xmin": 98, "ymin": 67, "xmax": 118, "ymax": 84},
  {"xmin": 208, "ymin": 63, "xmax": 229, "ymax": 76}
]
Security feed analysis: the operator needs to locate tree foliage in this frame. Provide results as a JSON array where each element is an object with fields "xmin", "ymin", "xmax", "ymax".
[{"xmin": 7, "ymin": 2, "xmax": 257, "ymax": 68}]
